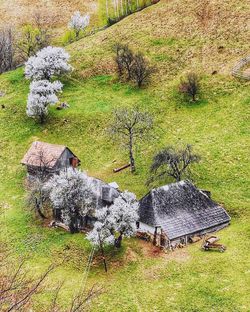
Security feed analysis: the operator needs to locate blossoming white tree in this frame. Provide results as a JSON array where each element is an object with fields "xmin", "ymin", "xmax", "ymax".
[
  {"xmin": 68, "ymin": 11, "xmax": 90, "ymax": 39},
  {"xmin": 87, "ymin": 191, "xmax": 139, "ymax": 248},
  {"xmin": 45, "ymin": 168, "xmax": 96, "ymax": 233},
  {"xmin": 25, "ymin": 46, "xmax": 72, "ymax": 81},
  {"xmin": 26, "ymin": 80, "xmax": 63, "ymax": 123},
  {"xmin": 112, "ymin": 191, "xmax": 139, "ymax": 247},
  {"xmin": 86, "ymin": 206, "xmax": 115, "ymax": 246}
]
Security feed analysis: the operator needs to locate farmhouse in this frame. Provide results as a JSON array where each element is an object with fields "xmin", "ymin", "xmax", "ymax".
[
  {"xmin": 138, "ymin": 180, "xmax": 230, "ymax": 248},
  {"xmin": 21, "ymin": 141, "xmax": 80, "ymax": 178}
]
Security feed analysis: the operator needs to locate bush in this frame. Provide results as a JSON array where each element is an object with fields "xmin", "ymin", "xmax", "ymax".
[
  {"xmin": 131, "ymin": 53, "xmax": 155, "ymax": 87},
  {"xmin": 179, "ymin": 72, "xmax": 200, "ymax": 102}
]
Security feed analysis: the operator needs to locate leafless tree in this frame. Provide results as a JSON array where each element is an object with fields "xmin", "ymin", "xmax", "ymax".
[
  {"xmin": 131, "ymin": 52, "xmax": 155, "ymax": 87},
  {"xmin": 179, "ymin": 72, "xmax": 200, "ymax": 102},
  {"xmin": 149, "ymin": 144, "xmax": 201, "ymax": 183},
  {"xmin": 114, "ymin": 44, "xmax": 155, "ymax": 87},
  {"xmin": 109, "ymin": 107, "xmax": 154, "ymax": 172},
  {"xmin": 0, "ymin": 252, "xmax": 101, "ymax": 311},
  {"xmin": 114, "ymin": 43, "xmax": 134, "ymax": 80},
  {"xmin": 26, "ymin": 150, "xmax": 57, "ymax": 220},
  {"xmin": 17, "ymin": 11, "xmax": 51, "ymax": 61},
  {"xmin": 0, "ymin": 256, "xmax": 54, "ymax": 311},
  {"xmin": 0, "ymin": 27, "xmax": 15, "ymax": 74}
]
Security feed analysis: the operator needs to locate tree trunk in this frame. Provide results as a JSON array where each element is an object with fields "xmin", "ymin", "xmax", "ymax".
[
  {"xmin": 85, "ymin": 215, "xmax": 89, "ymax": 227},
  {"xmin": 129, "ymin": 131, "xmax": 136, "ymax": 172},
  {"xmin": 114, "ymin": 234, "xmax": 123, "ymax": 248},
  {"xmin": 69, "ymin": 214, "xmax": 79, "ymax": 234},
  {"xmin": 106, "ymin": 0, "xmax": 109, "ymax": 18},
  {"xmin": 39, "ymin": 113, "xmax": 46, "ymax": 124},
  {"xmin": 35, "ymin": 198, "xmax": 47, "ymax": 219},
  {"xmin": 37, "ymin": 207, "xmax": 47, "ymax": 219},
  {"xmin": 120, "ymin": 0, "xmax": 124, "ymax": 16},
  {"xmin": 75, "ymin": 29, "xmax": 80, "ymax": 40},
  {"xmin": 98, "ymin": 233, "xmax": 108, "ymax": 272}
]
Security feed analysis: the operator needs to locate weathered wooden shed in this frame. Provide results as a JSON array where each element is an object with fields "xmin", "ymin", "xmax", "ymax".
[
  {"xmin": 138, "ymin": 180, "xmax": 230, "ymax": 248},
  {"xmin": 21, "ymin": 141, "xmax": 80, "ymax": 178}
]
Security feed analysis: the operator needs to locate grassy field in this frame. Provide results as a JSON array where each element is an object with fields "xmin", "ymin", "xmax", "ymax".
[{"xmin": 0, "ymin": 0, "xmax": 250, "ymax": 311}]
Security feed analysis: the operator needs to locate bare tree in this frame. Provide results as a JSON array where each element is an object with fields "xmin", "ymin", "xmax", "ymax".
[
  {"xmin": 0, "ymin": 256, "xmax": 54, "ymax": 311},
  {"xmin": 131, "ymin": 52, "xmax": 155, "ymax": 87},
  {"xmin": 179, "ymin": 72, "xmax": 200, "ymax": 102},
  {"xmin": 26, "ymin": 149, "xmax": 57, "ymax": 220},
  {"xmin": 114, "ymin": 44, "xmax": 155, "ymax": 87},
  {"xmin": 114, "ymin": 43, "xmax": 134, "ymax": 80},
  {"xmin": 32, "ymin": 10, "xmax": 52, "ymax": 48},
  {"xmin": 17, "ymin": 11, "xmax": 51, "ymax": 61},
  {"xmin": 109, "ymin": 107, "xmax": 154, "ymax": 172},
  {"xmin": 149, "ymin": 144, "xmax": 201, "ymax": 183},
  {"xmin": 0, "ymin": 27, "xmax": 15, "ymax": 73},
  {"xmin": 0, "ymin": 253, "xmax": 100, "ymax": 311}
]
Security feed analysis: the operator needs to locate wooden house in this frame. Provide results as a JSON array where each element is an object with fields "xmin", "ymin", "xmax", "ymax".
[
  {"xmin": 138, "ymin": 180, "xmax": 230, "ymax": 248},
  {"xmin": 21, "ymin": 141, "xmax": 80, "ymax": 178}
]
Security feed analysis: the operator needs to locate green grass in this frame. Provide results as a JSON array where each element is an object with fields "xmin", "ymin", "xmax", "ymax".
[
  {"xmin": 0, "ymin": 0, "xmax": 250, "ymax": 310},
  {"xmin": 0, "ymin": 65, "xmax": 249, "ymax": 311}
]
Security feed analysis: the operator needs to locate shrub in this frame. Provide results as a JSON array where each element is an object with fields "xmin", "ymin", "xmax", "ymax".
[{"xmin": 179, "ymin": 72, "xmax": 200, "ymax": 102}]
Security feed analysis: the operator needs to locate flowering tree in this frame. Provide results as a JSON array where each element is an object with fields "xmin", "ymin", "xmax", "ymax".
[
  {"xmin": 87, "ymin": 206, "xmax": 115, "ymax": 246},
  {"xmin": 25, "ymin": 46, "xmax": 71, "ymax": 81},
  {"xmin": 26, "ymin": 80, "xmax": 62, "ymax": 123},
  {"xmin": 68, "ymin": 11, "xmax": 90, "ymax": 39},
  {"xmin": 111, "ymin": 191, "xmax": 139, "ymax": 247},
  {"xmin": 45, "ymin": 168, "xmax": 96, "ymax": 233},
  {"xmin": 87, "ymin": 191, "xmax": 139, "ymax": 248}
]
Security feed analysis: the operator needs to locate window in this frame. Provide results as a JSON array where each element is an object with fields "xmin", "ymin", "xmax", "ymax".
[{"xmin": 70, "ymin": 157, "xmax": 79, "ymax": 168}]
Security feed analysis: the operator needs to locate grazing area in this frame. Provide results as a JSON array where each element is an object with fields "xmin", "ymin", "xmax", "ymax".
[{"xmin": 0, "ymin": 0, "xmax": 250, "ymax": 311}]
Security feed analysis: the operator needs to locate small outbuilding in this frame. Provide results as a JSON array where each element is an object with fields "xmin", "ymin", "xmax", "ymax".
[
  {"xmin": 21, "ymin": 141, "xmax": 80, "ymax": 178},
  {"xmin": 138, "ymin": 180, "xmax": 230, "ymax": 248}
]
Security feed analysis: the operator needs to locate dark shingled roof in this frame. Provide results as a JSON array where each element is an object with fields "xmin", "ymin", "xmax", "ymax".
[{"xmin": 139, "ymin": 180, "xmax": 230, "ymax": 240}]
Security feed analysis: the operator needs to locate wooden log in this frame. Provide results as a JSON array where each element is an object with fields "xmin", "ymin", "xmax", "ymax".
[
  {"xmin": 49, "ymin": 220, "xmax": 70, "ymax": 232},
  {"xmin": 113, "ymin": 163, "xmax": 130, "ymax": 173}
]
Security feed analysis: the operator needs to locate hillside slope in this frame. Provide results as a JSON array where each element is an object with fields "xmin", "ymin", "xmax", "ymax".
[
  {"xmin": 0, "ymin": 0, "xmax": 250, "ymax": 311},
  {"xmin": 0, "ymin": 0, "xmax": 98, "ymax": 30},
  {"xmin": 68, "ymin": 0, "xmax": 250, "ymax": 78}
]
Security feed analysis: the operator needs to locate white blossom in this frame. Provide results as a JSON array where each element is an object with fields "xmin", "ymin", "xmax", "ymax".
[
  {"xmin": 111, "ymin": 191, "xmax": 139, "ymax": 238},
  {"xmin": 26, "ymin": 80, "xmax": 63, "ymax": 122},
  {"xmin": 87, "ymin": 191, "xmax": 139, "ymax": 247},
  {"xmin": 68, "ymin": 11, "xmax": 90, "ymax": 37},
  {"xmin": 25, "ymin": 46, "xmax": 72, "ymax": 81},
  {"xmin": 86, "ymin": 207, "xmax": 115, "ymax": 246},
  {"xmin": 45, "ymin": 168, "xmax": 96, "ymax": 232}
]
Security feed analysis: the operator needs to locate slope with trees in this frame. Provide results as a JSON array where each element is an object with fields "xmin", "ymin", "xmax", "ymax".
[{"xmin": 0, "ymin": 0, "xmax": 249, "ymax": 310}]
